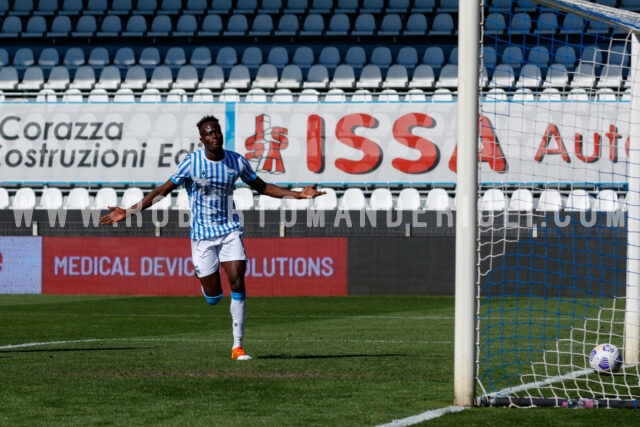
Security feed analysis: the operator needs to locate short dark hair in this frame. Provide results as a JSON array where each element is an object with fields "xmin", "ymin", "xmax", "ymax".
[{"xmin": 196, "ymin": 115, "xmax": 219, "ymax": 130}]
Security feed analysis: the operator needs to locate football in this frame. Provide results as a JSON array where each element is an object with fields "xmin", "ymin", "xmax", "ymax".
[{"xmin": 589, "ymin": 343, "xmax": 622, "ymax": 374}]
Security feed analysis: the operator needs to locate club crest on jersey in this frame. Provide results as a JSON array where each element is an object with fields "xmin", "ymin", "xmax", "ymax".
[{"xmin": 245, "ymin": 114, "xmax": 289, "ymax": 174}]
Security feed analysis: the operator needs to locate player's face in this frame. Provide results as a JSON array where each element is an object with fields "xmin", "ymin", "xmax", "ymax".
[{"xmin": 199, "ymin": 121, "xmax": 224, "ymax": 151}]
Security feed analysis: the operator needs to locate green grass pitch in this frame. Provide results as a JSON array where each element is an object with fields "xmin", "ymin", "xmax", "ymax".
[{"xmin": 0, "ymin": 295, "xmax": 638, "ymax": 426}]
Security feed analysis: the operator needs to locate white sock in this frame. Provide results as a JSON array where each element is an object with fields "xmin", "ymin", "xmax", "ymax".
[{"xmin": 230, "ymin": 292, "xmax": 246, "ymax": 349}]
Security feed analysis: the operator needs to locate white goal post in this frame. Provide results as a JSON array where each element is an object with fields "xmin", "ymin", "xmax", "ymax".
[{"xmin": 455, "ymin": 0, "xmax": 640, "ymax": 407}]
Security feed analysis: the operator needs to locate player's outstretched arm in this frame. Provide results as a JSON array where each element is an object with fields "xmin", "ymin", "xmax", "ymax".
[
  {"xmin": 99, "ymin": 180, "xmax": 177, "ymax": 225},
  {"xmin": 248, "ymin": 178, "xmax": 326, "ymax": 199}
]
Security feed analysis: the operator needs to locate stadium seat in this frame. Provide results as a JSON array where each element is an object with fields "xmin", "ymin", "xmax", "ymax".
[
  {"xmin": 309, "ymin": 0, "xmax": 332, "ymax": 14},
  {"xmin": 89, "ymin": 88, "xmax": 109, "ymax": 102},
  {"xmin": 258, "ymin": 0, "xmax": 283, "ymax": 14},
  {"xmin": 189, "ymin": 47, "xmax": 212, "ymax": 70},
  {"xmin": 63, "ymin": 187, "xmax": 91, "ymax": 209},
  {"xmin": 199, "ymin": 14, "xmax": 223, "ymax": 36},
  {"xmin": 428, "ymin": 13, "xmax": 454, "ymax": 36},
  {"xmin": 517, "ymin": 64, "xmax": 542, "ymax": 88},
  {"xmin": 23, "ymin": 16, "xmax": 47, "ymax": 38},
  {"xmin": 352, "ymin": 13, "xmax": 376, "ymax": 36},
  {"xmin": 538, "ymin": 87, "xmax": 562, "ymax": 102},
  {"xmin": 97, "ymin": 15, "xmax": 122, "ymax": 37},
  {"xmin": 139, "ymin": 47, "xmax": 161, "ymax": 69},
  {"xmin": 595, "ymin": 189, "xmax": 620, "ymax": 212},
  {"xmin": 339, "ymin": 188, "xmax": 367, "ymax": 210},
  {"xmin": 140, "ymin": 87, "xmax": 162, "ymax": 103},
  {"xmin": 350, "ymin": 89, "xmax": 373, "ymax": 102},
  {"xmin": 164, "ymin": 47, "xmax": 187, "ymax": 69},
  {"xmin": 148, "ymin": 15, "xmax": 172, "ymax": 37},
  {"xmin": 13, "ymin": 48, "xmax": 35, "ymax": 70},
  {"xmin": 344, "ymin": 46, "xmax": 367, "ymax": 72},
  {"xmin": 219, "ymin": 88, "xmax": 240, "ymax": 102},
  {"xmin": 36, "ymin": 88, "xmax": 58, "ymax": 102},
  {"xmin": 542, "ymin": 63, "xmax": 569, "ymax": 88},
  {"xmin": 17, "ymin": 66, "xmax": 44, "ymax": 91},
  {"xmin": 595, "ymin": 88, "xmax": 617, "ymax": 101},
  {"xmin": 38, "ymin": 188, "xmax": 64, "ymax": 210},
  {"xmin": 432, "ymin": 88, "xmax": 453, "ymax": 102},
  {"xmin": 120, "ymin": 187, "xmax": 144, "ymax": 208},
  {"xmin": 120, "ymin": 65, "xmax": 148, "ymax": 90},
  {"xmin": 335, "ymin": 0, "xmax": 358, "ymax": 13},
  {"xmin": 368, "ymin": 188, "xmax": 394, "ymax": 211},
  {"xmin": 245, "ymin": 87, "xmax": 268, "ymax": 102},
  {"xmin": 94, "ymin": 187, "xmax": 118, "ymax": 210},
  {"xmin": 198, "ymin": 65, "xmax": 225, "ymax": 90},
  {"xmin": 565, "ymin": 189, "xmax": 594, "ymax": 211},
  {"xmin": 356, "ymin": 65, "xmax": 382, "ymax": 89},
  {"xmin": 113, "ymin": 88, "xmax": 135, "ymax": 103},
  {"xmin": 490, "ymin": 64, "xmax": 516, "ymax": 88},
  {"xmin": 571, "ymin": 61, "xmax": 596, "ymax": 88},
  {"xmin": 481, "ymin": 188, "xmax": 509, "ymax": 211},
  {"xmin": 536, "ymin": 189, "xmax": 564, "ymax": 211},
  {"xmin": 396, "ymin": 46, "xmax": 419, "ymax": 72},
  {"xmin": 68, "ymin": 66, "xmax": 96, "ymax": 90},
  {"xmin": 284, "ymin": 0, "xmax": 308, "ymax": 14},
  {"xmin": 0, "ymin": 188, "xmax": 10, "ymax": 209},
  {"xmin": 508, "ymin": 189, "xmax": 534, "ymax": 212},
  {"xmin": 512, "ymin": 88, "xmax": 535, "ymax": 102},
  {"xmin": 276, "ymin": 64, "xmax": 303, "ymax": 89},
  {"xmin": 173, "ymin": 14, "xmax": 198, "ymax": 37},
  {"xmin": 149, "ymin": 194, "xmax": 173, "ymax": 212},
  {"xmin": 85, "ymin": 0, "xmax": 108, "ymax": 15},
  {"xmin": 422, "ymin": 46, "xmax": 445, "ymax": 72},
  {"xmin": 236, "ymin": 0, "xmax": 258, "ymax": 14},
  {"xmin": 404, "ymin": 13, "xmax": 428, "ymax": 36},
  {"xmin": 435, "ymin": 64, "xmax": 458, "ymax": 88},
  {"xmin": 554, "ymin": 45, "xmax": 577, "ymax": 69},
  {"xmin": 60, "ymin": 0, "xmax": 84, "ymax": 15},
  {"xmin": 484, "ymin": 88, "xmax": 507, "ymax": 101},
  {"xmin": 209, "ymin": 0, "xmax": 232, "ymax": 13},
  {"xmin": 88, "ymin": 47, "xmax": 110, "ymax": 69},
  {"xmin": 292, "ymin": 46, "xmax": 315, "ymax": 72},
  {"xmin": 272, "ymin": 88, "xmax": 294, "ymax": 102},
  {"xmin": 63, "ymin": 47, "xmax": 85, "ymax": 70},
  {"xmin": 0, "ymin": 16, "xmax": 22, "ymax": 37},
  {"xmin": 172, "ymin": 65, "xmax": 199, "ymax": 90},
  {"xmin": 266, "ymin": 46, "xmax": 289, "ymax": 71},
  {"xmin": 527, "ymin": 46, "xmax": 551, "ymax": 70},
  {"xmin": 408, "ymin": 64, "xmax": 435, "ymax": 89},
  {"xmin": 257, "ymin": 194, "xmax": 283, "ymax": 210},
  {"xmin": 113, "ymin": 47, "xmax": 136, "ymax": 69},
  {"xmin": 509, "ymin": 12, "xmax": 532, "ymax": 35},
  {"xmin": 43, "ymin": 66, "xmax": 71, "ymax": 90},
  {"xmin": 314, "ymin": 188, "xmax": 338, "ymax": 210},
  {"xmin": 0, "ymin": 48, "xmax": 8, "ymax": 67},
  {"xmin": 396, "ymin": 188, "xmax": 422, "ymax": 211},
  {"xmin": 241, "ymin": 46, "xmax": 264, "ymax": 72},
  {"xmin": 122, "ymin": 15, "xmax": 147, "ymax": 37},
  {"xmin": 303, "ymin": 64, "xmax": 329, "ymax": 89},
  {"xmin": 110, "ymin": 0, "xmax": 133, "ymax": 15},
  {"xmin": 192, "ymin": 88, "xmax": 215, "ymax": 102},
  {"xmin": 424, "ymin": 188, "xmax": 452, "ymax": 211},
  {"xmin": 93, "ymin": 66, "xmax": 122, "ymax": 90},
  {"xmin": 382, "ymin": 0, "xmax": 405, "ymax": 13},
  {"xmin": 318, "ymin": 46, "xmax": 341, "ymax": 72},
  {"xmin": 224, "ymin": 14, "xmax": 249, "ymax": 37},
  {"xmin": 166, "ymin": 88, "xmax": 187, "ymax": 102},
  {"xmin": 378, "ymin": 13, "xmax": 402, "ymax": 36},
  {"xmin": 382, "ymin": 64, "xmax": 409, "ymax": 89},
  {"xmin": 184, "ymin": 0, "xmax": 208, "ymax": 14},
  {"xmin": 567, "ymin": 88, "xmax": 590, "ymax": 101},
  {"xmin": 299, "ymin": 88, "xmax": 319, "ymax": 102},
  {"xmin": 252, "ymin": 64, "xmax": 279, "ymax": 89},
  {"xmin": 560, "ymin": 14, "xmax": 585, "ymax": 35},
  {"xmin": 249, "ymin": 14, "xmax": 274, "ymax": 36},
  {"xmin": 597, "ymin": 65, "xmax": 624, "ymax": 89},
  {"xmin": 370, "ymin": 46, "xmax": 393, "ymax": 71},
  {"xmin": 536, "ymin": 12, "xmax": 558, "ymax": 35},
  {"xmin": 215, "ymin": 46, "xmax": 238, "ymax": 70},
  {"xmin": 404, "ymin": 88, "xmax": 427, "ymax": 102},
  {"xmin": 145, "ymin": 65, "xmax": 173, "ymax": 90},
  {"xmin": 233, "ymin": 187, "xmax": 255, "ymax": 210},
  {"xmin": 377, "ymin": 89, "xmax": 400, "ymax": 102},
  {"xmin": 324, "ymin": 88, "xmax": 346, "ymax": 102},
  {"xmin": 274, "ymin": 13, "xmax": 299, "ymax": 36},
  {"xmin": 12, "ymin": 187, "xmax": 37, "ymax": 210},
  {"xmin": 225, "ymin": 65, "xmax": 251, "ymax": 89},
  {"xmin": 484, "ymin": 12, "xmax": 507, "ymax": 36}
]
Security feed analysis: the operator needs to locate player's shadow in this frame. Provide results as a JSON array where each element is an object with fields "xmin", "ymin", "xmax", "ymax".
[{"xmin": 259, "ymin": 353, "xmax": 406, "ymax": 360}]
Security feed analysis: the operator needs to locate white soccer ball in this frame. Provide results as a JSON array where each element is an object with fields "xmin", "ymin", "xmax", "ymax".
[{"xmin": 589, "ymin": 343, "xmax": 622, "ymax": 374}]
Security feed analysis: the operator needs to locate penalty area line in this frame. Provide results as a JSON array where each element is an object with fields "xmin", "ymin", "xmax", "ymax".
[{"xmin": 376, "ymin": 405, "xmax": 467, "ymax": 427}]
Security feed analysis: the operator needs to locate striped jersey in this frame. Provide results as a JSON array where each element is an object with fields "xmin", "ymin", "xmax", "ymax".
[{"xmin": 170, "ymin": 149, "xmax": 258, "ymax": 240}]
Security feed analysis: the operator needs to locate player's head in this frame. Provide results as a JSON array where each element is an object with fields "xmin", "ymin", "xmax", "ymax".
[{"xmin": 197, "ymin": 115, "xmax": 224, "ymax": 150}]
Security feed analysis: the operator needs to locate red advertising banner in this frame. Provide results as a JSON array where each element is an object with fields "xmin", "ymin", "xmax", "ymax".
[{"xmin": 42, "ymin": 237, "xmax": 347, "ymax": 297}]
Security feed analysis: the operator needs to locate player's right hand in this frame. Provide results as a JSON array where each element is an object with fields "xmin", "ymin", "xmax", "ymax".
[{"xmin": 99, "ymin": 206, "xmax": 127, "ymax": 225}]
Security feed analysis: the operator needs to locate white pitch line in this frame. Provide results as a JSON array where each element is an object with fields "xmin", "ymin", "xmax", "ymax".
[{"xmin": 376, "ymin": 405, "xmax": 467, "ymax": 427}]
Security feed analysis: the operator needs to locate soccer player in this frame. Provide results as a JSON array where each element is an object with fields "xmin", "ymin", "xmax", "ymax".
[{"xmin": 99, "ymin": 115, "xmax": 325, "ymax": 360}]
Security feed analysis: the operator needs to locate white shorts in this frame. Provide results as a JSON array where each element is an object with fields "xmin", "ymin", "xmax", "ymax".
[{"xmin": 191, "ymin": 231, "xmax": 247, "ymax": 278}]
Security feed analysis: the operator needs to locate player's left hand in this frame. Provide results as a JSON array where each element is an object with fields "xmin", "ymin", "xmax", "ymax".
[{"xmin": 299, "ymin": 184, "xmax": 326, "ymax": 199}]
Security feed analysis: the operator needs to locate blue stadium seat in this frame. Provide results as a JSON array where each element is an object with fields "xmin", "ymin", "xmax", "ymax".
[
  {"xmin": 109, "ymin": 0, "xmax": 133, "ymax": 15},
  {"xmin": 252, "ymin": 64, "xmax": 279, "ymax": 89},
  {"xmin": 63, "ymin": 47, "xmax": 85, "ymax": 70},
  {"xmin": 72, "ymin": 15, "xmax": 97, "ymax": 37},
  {"xmin": 122, "ymin": 15, "xmax": 147, "ymax": 37},
  {"xmin": 509, "ymin": 12, "xmax": 532, "ymax": 35},
  {"xmin": 309, "ymin": 0, "xmax": 332, "ymax": 14},
  {"xmin": 318, "ymin": 46, "xmax": 341, "ymax": 72},
  {"xmin": 113, "ymin": 47, "xmax": 136, "ymax": 69},
  {"xmin": 484, "ymin": 12, "xmax": 506, "ymax": 36},
  {"xmin": 199, "ymin": 14, "xmax": 223, "ymax": 37},
  {"xmin": 148, "ymin": 15, "xmax": 173, "ymax": 37},
  {"xmin": 17, "ymin": 66, "xmax": 44, "ymax": 91},
  {"xmin": 274, "ymin": 14, "xmax": 299, "ymax": 36},
  {"xmin": 158, "ymin": 0, "xmax": 183, "ymax": 15},
  {"xmin": 404, "ymin": 13, "xmax": 428, "ymax": 36},
  {"xmin": 259, "ymin": 0, "xmax": 283, "ymax": 14},
  {"xmin": 68, "ymin": 65, "xmax": 96, "ymax": 90},
  {"xmin": 384, "ymin": 0, "xmax": 408, "ymax": 13},
  {"xmin": 249, "ymin": 14, "xmax": 274, "ymax": 36},
  {"xmin": 370, "ymin": 46, "xmax": 393, "ymax": 71},
  {"xmin": 241, "ymin": 46, "xmax": 264, "ymax": 71},
  {"xmin": 147, "ymin": 65, "xmax": 173, "ymax": 90},
  {"xmin": 37, "ymin": 47, "xmax": 60, "ymax": 71},
  {"xmin": 97, "ymin": 15, "xmax": 122, "ymax": 37},
  {"xmin": 198, "ymin": 65, "xmax": 225, "ymax": 90},
  {"xmin": 173, "ymin": 65, "xmax": 199, "ymax": 90},
  {"xmin": 48, "ymin": 15, "xmax": 72, "ymax": 37},
  {"xmin": 189, "ymin": 47, "xmax": 212, "ymax": 70},
  {"xmin": 396, "ymin": 46, "xmax": 419, "ymax": 71},
  {"xmin": 225, "ymin": 65, "xmax": 251, "ymax": 89},
  {"xmin": 335, "ymin": 0, "xmax": 358, "ymax": 14},
  {"xmin": 120, "ymin": 65, "xmax": 148, "ymax": 90},
  {"xmin": 266, "ymin": 46, "xmax": 289, "ymax": 71},
  {"xmin": 299, "ymin": 13, "xmax": 324, "ymax": 36},
  {"xmin": 210, "ymin": 0, "xmax": 232, "ymax": 14},
  {"xmin": 184, "ymin": 0, "xmax": 207, "ymax": 15},
  {"xmin": 23, "ymin": 16, "xmax": 47, "ymax": 38},
  {"xmin": 344, "ymin": 46, "xmax": 367, "ymax": 72},
  {"xmin": 378, "ymin": 14, "xmax": 402, "ymax": 36},
  {"xmin": 412, "ymin": 0, "xmax": 436, "ymax": 13},
  {"xmin": 60, "ymin": 0, "xmax": 84, "ymax": 15},
  {"xmin": 303, "ymin": 64, "xmax": 329, "ymax": 89},
  {"xmin": 94, "ymin": 65, "xmax": 122, "ymax": 90},
  {"xmin": 284, "ymin": 0, "xmax": 308, "ymax": 14},
  {"xmin": 292, "ymin": 46, "xmax": 314, "ymax": 72},
  {"xmin": 408, "ymin": 64, "xmax": 435, "ymax": 89},
  {"xmin": 215, "ymin": 46, "xmax": 238, "ymax": 70},
  {"xmin": 0, "ymin": 16, "xmax": 22, "ymax": 37},
  {"xmin": 382, "ymin": 64, "xmax": 409, "ymax": 89},
  {"xmin": 224, "ymin": 14, "xmax": 249, "ymax": 37},
  {"xmin": 85, "ymin": 0, "xmax": 107, "ymax": 15},
  {"xmin": 276, "ymin": 64, "xmax": 303, "ymax": 89},
  {"xmin": 352, "ymin": 13, "xmax": 376, "ymax": 36},
  {"xmin": 236, "ymin": 0, "xmax": 258, "ymax": 14},
  {"xmin": 139, "ymin": 47, "xmax": 161, "ymax": 69},
  {"xmin": 329, "ymin": 64, "xmax": 356, "ymax": 89},
  {"xmin": 12, "ymin": 0, "xmax": 33, "ymax": 16},
  {"xmin": 164, "ymin": 47, "xmax": 187, "ymax": 69},
  {"xmin": 0, "ymin": 66, "xmax": 18, "ymax": 90}
]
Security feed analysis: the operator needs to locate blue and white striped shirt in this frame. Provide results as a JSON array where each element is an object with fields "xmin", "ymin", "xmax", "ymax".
[{"xmin": 170, "ymin": 149, "xmax": 258, "ymax": 240}]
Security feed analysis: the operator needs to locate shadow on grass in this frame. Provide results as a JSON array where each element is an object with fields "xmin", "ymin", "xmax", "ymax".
[{"xmin": 259, "ymin": 353, "xmax": 406, "ymax": 359}]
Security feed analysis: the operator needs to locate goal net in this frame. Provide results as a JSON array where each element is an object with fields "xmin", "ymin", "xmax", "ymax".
[{"xmin": 474, "ymin": 0, "xmax": 640, "ymax": 407}]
